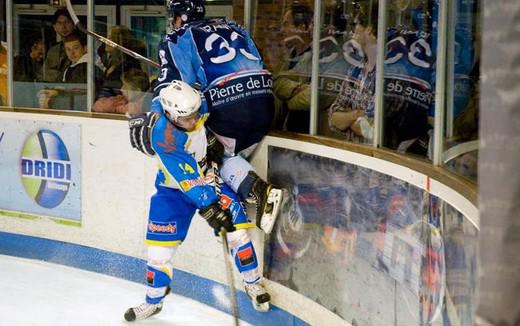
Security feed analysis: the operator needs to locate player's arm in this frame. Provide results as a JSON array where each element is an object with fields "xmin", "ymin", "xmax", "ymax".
[
  {"xmin": 158, "ymin": 149, "xmax": 217, "ymax": 208},
  {"xmin": 156, "ymin": 139, "xmax": 235, "ymax": 232},
  {"xmin": 153, "ymin": 38, "xmax": 184, "ymax": 103},
  {"xmin": 128, "ymin": 37, "xmax": 187, "ymax": 155}
]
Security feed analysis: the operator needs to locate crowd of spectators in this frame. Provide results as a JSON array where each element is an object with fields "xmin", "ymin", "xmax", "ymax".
[
  {"xmin": 11, "ymin": 8, "xmax": 151, "ymax": 114},
  {"xmin": 3, "ymin": 2, "xmax": 479, "ymax": 169}
]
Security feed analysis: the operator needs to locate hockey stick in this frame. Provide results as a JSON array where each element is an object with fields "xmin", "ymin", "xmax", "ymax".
[
  {"xmin": 211, "ymin": 161, "xmax": 240, "ymax": 326},
  {"xmin": 220, "ymin": 228, "xmax": 240, "ymax": 326},
  {"xmin": 64, "ymin": 0, "xmax": 160, "ymax": 68}
]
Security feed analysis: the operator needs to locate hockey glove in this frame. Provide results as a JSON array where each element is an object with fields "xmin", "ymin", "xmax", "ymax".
[
  {"xmin": 199, "ymin": 202, "xmax": 236, "ymax": 232},
  {"xmin": 128, "ymin": 112, "xmax": 159, "ymax": 157},
  {"xmin": 206, "ymin": 132, "xmax": 225, "ymax": 166}
]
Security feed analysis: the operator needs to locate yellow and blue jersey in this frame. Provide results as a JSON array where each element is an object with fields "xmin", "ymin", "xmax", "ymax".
[
  {"xmin": 151, "ymin": 112, "xmax": 217, "ymax": 209},
  {"xmin": 146, "ymin": 112, "xmax": 254, "ymax": 246}
]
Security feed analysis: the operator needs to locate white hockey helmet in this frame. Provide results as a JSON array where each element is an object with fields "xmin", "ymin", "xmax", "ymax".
[{"xmin": 159, "ymin": 80, "xmax": 202, "ymax": 121}]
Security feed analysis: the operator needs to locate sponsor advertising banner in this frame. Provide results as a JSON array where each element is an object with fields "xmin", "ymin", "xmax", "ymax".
[
  {"xmin": 267, "ymin": 147, "xmax": 478, "ymax": 325},
  {"xmin": 0, "ymin": 119, "xmax": 81, "ymax": 222}
]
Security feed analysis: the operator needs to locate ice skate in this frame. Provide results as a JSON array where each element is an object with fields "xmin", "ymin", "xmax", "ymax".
[
  {"xmin": 124, "ymin": 301, "xmax": 163, "ymax": 322},
  {"xmin": 124, "ymin": 286, "xmax": 170, "ymax": 322},
  {"xmin": 244, "ymin": 282, "xmax": 271, "ymax": 312},
  {"xmin": 248, "ymin": 172, "xmax": 284, "ymax": 234}
]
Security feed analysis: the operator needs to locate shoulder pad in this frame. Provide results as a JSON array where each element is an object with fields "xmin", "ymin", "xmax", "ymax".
[
  {"xmin": 227, "ymin": 19, "xmax": 238, "ymax": 26},
  {"xmin": 166, "ymin": 26, "xmax": 190, "ymax": 43},
  {"xmin": 165, "ymin": 33, "xmax": 178, "ymax": 43},
  {"xmin": 187, "ymin": 19, "xmax": 214, "ymax": 30}
]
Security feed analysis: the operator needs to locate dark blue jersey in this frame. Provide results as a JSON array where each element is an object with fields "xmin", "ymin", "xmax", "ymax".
[{"xmin": 152, "ymin": 19, "xmax": 274, "ymax": 154}]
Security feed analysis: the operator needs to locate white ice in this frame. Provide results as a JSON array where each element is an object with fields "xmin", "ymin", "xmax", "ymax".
[{"xmin": 0, "ymin": 254, "xmax": 250, "ymax": 326}]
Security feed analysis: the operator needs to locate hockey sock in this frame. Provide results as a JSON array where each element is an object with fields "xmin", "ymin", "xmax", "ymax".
[
  {"xmin": 220, "ymin": 155, "xmax": 254, "ymax": 198},
  {"xmin": 145, "ymin": 246, "xmax": 177, "ymax": 304},
  {"xmin": 226, "ymin": 229, "xmax": 261, "ymax": 284},
  {"xmin": 237, "ymin": 171, "xmax": 256, "ymax": 201}
]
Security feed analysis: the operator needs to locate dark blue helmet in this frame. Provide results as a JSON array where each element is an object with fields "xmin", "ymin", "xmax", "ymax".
[{"xmin": 167, "ymin": 0, "xmax": 205, "ymax": 23}]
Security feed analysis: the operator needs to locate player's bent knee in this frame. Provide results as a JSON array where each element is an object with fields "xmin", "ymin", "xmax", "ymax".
[
  {"xmin": 145, "ymin": 247, "xmax": 176, "ymax": 304},
  {"xmin": 147, "ymin": 245, "xmax": 178, "ymax": 262},
  {"xmin": 146, "ymin": 245, "xmax": 177, "ymax": 282}
]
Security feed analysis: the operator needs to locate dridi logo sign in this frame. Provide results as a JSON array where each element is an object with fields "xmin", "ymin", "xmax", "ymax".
[{"xmin": 20, "ymin": 129, "xmax": 72, "ymax": 208}]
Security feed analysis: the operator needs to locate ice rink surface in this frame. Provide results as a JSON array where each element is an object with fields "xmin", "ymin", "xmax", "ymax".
[{"xmin": 0, "ymin": 254, "xmax": 251, "ymax": 326}]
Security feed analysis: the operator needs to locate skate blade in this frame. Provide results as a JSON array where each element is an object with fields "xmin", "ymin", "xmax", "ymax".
[
  {"xmin": 252, "ymin": 301, "xmax": 270, "ymax": 312},
  {"xmin": 260, "ymin": 188, "xmax": 284, "ymax": 234},
  {"xmin": 124, "ymin": 304, "xmax": 163, "ymax": 322}
]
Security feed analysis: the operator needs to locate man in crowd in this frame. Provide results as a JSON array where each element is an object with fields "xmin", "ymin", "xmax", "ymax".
[
  {"xmin": 43, "ymin": 8, "xmax": 75, "ymax": 82},
  {"xmin": 13, "ymin": 35, "xmax": 45, "ymax": 82}
]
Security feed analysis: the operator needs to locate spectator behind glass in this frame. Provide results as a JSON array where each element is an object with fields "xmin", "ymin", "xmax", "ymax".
[
  {"xmin": 13, "ymin": 36, "xmax": 44, "ymax": 82},
  {"xmin": 93, "ymin": 68, "xmax": 150, "ymax": 114},
  {"xmin": 62, "ymin": 31, "xmax": 88, "ymax": 83},
  {"xmin": 97, "ymin": 26, "xmax": 145, "ymax": 91},
  {"xmin": 328, "ymin": 7, "xmax": 378, "ymax": 144},
  {"xmin": 38, "ymin": 31, "xmax": 97, "ymax": 110},
  {"xmin": 43, "ymin": 8, "xmax": 75, "ymax": 82}
]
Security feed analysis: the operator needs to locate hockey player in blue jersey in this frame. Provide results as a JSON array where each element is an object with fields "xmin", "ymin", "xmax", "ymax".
[
  {"xmin": 125, "ymin": 81, "xmax": 271, "ymax": 322},
  {"xmin": 129, "ymin": 0, "xmax": 283, "ymax": 235}
]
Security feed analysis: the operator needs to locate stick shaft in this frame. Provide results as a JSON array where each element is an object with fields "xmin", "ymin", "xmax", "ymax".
[
  {"xmin": 65, "ymin": 0, "xmax": 160, "ymax": 68},
  {"xmin": 212, "ymin": 162, "xmax": 240, "ymax": 326},
  {"xmin": 220, "ymin": 228, "xmax": 240, "ymax": 326}
]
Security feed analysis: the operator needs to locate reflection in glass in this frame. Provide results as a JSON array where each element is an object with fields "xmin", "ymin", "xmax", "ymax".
[
  {"xmin": 93, "ymin": 68, "xmax": 150, "ymax": 114},
  {"xmin": 267, "ymin": 147, "xmax": 478, "ymax": 325},
  {"xmin": 382, "ymin": 0, "xmax": 436, "ymax": 159},
  {"xmin": 130, "ymin": 15, "xmax": 165, "ymax": 79},
  {"xmin": 94, "ymin": 4, "xmax": 152, "ymax": 115},
  {"xmin": 443, "ymin": 0, "xmax": 480, "ymax": 181},
  {"xmin": 264, "ymin": 1, "xmax": 314, "ymax": 133},
  {"xmin": 0, "ymin": 40, "xmax": 7, "ymax": 106},
  {"xmin": 326, "ymin": 2, "xmax": 378, "ymax": 142},
  {"xmin": 0, "ymin": 3, "xmax": 6, "ymax": 106}
]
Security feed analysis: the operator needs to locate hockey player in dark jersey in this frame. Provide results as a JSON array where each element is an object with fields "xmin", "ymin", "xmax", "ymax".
[
  {"xmin": 129, "ymin": 0, "xmax": 283, "ymax": 235},
  {"xmin": 124, "ymin": 81, "xmax": 270, "ymax": 322}
]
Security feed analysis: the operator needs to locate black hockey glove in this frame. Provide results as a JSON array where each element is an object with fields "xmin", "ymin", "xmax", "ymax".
[
  {"xmin": 206, "ymin": 132, "xmax": 225, "ymax": 166},
  {"xmin": 128, "ymin": 112, "xmax": 159, "ymax": 157},
  {"xmin": 199, "ymin": 202, "xmax": 236, "ymax": 232}
]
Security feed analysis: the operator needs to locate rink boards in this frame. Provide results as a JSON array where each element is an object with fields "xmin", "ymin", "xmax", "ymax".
[{"xmin": 0, "ymin": 111, "xmax": 478, "ymax": 325}]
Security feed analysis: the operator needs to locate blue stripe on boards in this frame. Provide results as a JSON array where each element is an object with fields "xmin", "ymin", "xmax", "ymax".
[{"xmin": 0, "ymin": 231, "xmax": 306, "ymax": 326}]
